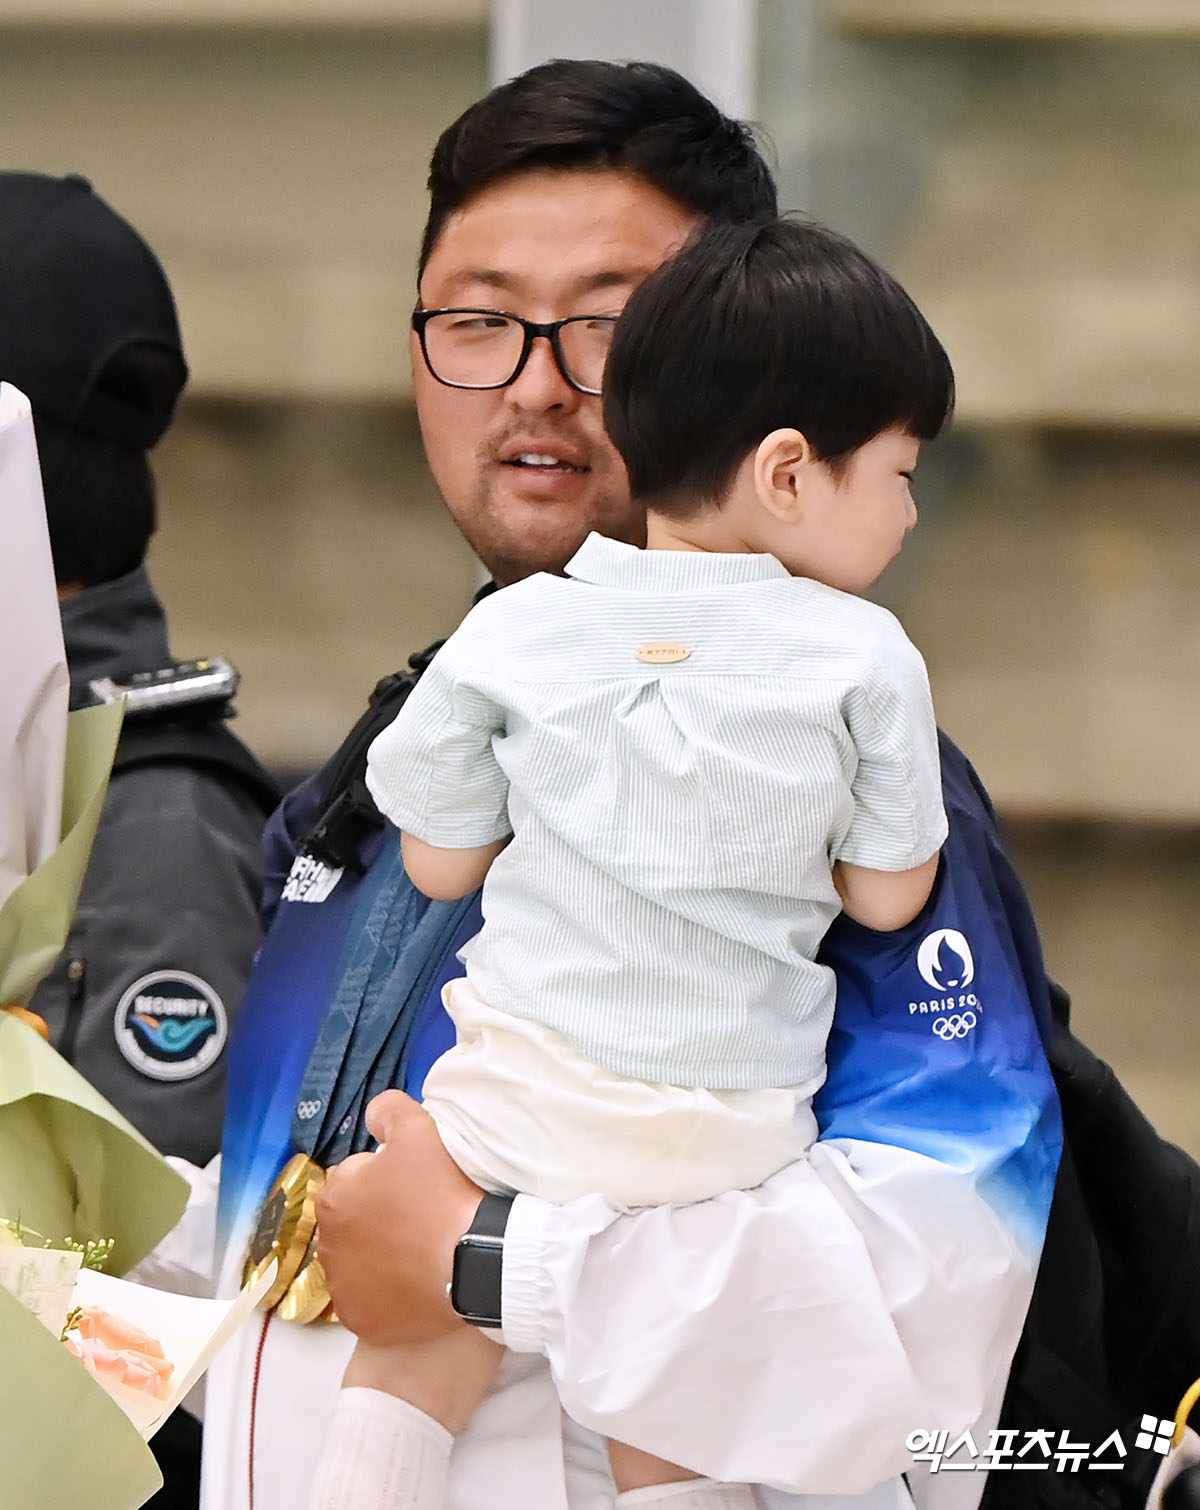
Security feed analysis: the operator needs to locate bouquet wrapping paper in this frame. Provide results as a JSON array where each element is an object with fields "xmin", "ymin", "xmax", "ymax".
[
  {"xmin": 0, "ymin": 381, "xmax": 68, "ymax": 913},
  {"xmin": 0, "ymin": 378, "xmax": 126, "ymax": 1006},
  {"xmin": 0, "ymin": 380, "xmax": 248, "ymax": 1508}
]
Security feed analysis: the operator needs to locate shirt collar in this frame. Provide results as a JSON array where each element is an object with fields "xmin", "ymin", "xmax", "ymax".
[
  {"xmin": 564, "ymin": 532, "xmax": 790, "ymax": 591},
  {"xmin": 59, "ymin": 564, "xmax": 172, "ymax": 710}
]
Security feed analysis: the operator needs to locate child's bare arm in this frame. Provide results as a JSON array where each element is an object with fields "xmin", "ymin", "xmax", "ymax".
[
  {"xmin": 832, "ymin": 853, "xmax": 939, "ymax": 932},
  {"xmin": 401, "ymin": 830, "xmax": 511, "ymax": 901}
]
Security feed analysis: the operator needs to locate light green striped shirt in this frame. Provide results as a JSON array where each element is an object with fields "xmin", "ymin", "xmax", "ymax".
[{"xmin": 366, "ymin": 533, "xmax": 946, "ymax": 1090}]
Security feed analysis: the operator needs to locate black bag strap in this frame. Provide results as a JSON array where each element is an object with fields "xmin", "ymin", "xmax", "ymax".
[
  {"xmin": 113, "ymin": 714, "xmax": 282, "ymax": 820},
  {"xmin": 300, "ymin": 659, "xmax": 432, "ymax": 873},
  {"xmin": 300, "ymin": 591, "xmax": 497, "ymax": 873}
]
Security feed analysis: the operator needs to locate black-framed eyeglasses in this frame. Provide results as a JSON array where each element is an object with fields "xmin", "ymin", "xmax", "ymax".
[{"xmin": 411, "ymin": 308, "xmax": 618, "ymax": 396}]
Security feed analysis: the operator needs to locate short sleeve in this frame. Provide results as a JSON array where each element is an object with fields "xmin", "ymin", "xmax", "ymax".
[
  {"xmin": 365, "ymin": 637, "xmax": 512, "ymax": 847},
  {"xmin": 833, "ymin": 626, "xmax": 947, "ymax": 871}
]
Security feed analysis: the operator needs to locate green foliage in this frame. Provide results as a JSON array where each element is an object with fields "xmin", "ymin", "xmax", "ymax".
[{"xmin": 0, "ymin": 1217, "xmax": 114, "ymax": 1270}]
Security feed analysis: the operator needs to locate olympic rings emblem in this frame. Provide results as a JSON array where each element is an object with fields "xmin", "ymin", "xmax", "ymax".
[
  {"xmin": 932, "ymin": 1012, "xmax": 977, "ymax": 1040},
  {"xmin": 295, "ymin": 1098, "xmax": 323, "ymax": 1121}
]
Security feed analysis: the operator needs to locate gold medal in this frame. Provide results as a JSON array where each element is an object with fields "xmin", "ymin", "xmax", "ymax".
[
  {"xmin": 274, "ymin": 1235, "xmax": 334, "ymax": 1325},
  {"xmin": 243, "ymin": 1154, "xmax": 326, "ymax": 1311}
]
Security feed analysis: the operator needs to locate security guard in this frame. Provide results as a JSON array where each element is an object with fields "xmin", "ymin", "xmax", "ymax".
[
  {"xmin": 0, "ymin": 171, "xmax": 278, "ymax": 1163},
  {"xmin": 0, "ymin": 171, "xmax": 278, "ymax": 1506}
]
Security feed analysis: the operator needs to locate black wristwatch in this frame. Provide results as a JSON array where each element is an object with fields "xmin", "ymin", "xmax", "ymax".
[{"xmin": 448, "ymin": 1192, "xmax": 513, "ymax": 1327}]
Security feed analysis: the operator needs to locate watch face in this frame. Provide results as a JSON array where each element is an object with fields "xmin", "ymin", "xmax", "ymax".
[{"xmin": 450, "ymin": 1236, "xmax": 503, "ymax": 1326}]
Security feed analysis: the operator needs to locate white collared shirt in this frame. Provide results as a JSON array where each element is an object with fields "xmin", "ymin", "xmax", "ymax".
[{"xmin": 366, "ymin": 533, "xmax": 946, "ymax": 1090}]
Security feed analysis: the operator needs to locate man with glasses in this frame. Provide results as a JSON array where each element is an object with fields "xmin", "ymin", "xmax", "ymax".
[
  {"xmin": 204, "ymin": 60, "xmax": 1050, "ymax": 1510},
  {"xmin": 411, "ymin": 308, "xmax": 617, "ymax": 398}
]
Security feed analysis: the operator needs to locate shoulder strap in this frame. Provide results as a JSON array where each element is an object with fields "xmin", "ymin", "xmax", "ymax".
[
  {"xmin": 300, "ymin": 584, "xmax": 496, "ymax": 872},
  {"xmin": 300, "ymin": 639, "xmax": 449, "ymax": 872},
  {"xmin": 114, "ymin": 715, "xmax": 282, "ymax": 819},
  {"xmin": 298, "ymin": 666, "xmax": 425, "ymax": 871}
]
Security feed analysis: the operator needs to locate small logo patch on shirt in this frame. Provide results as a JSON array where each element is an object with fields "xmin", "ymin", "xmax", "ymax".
[
  {"xmin": 635, "ymin": 642, "xmax": 691, "ymax": 665},
  {"xmin": 281, "ymin": 852, "xmax": 343, "ymax": 905},
  {"xmin": 114, "ymin": 970, "xmax": 227, "ymax": 1081}
]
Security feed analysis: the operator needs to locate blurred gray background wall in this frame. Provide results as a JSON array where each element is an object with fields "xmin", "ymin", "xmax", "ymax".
[{"xmin": 2, "ymin": 0, "xmax": 1198, "ymax": 1149}]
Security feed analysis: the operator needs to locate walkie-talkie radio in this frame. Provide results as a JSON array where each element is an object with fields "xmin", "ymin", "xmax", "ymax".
[
  {"xmin": 89, "ymin": 655, "xmax": 280, "ymax": 815},
  {"xmin": 88, "ymin": 656, "xmax": 240, "ymax": 719}
]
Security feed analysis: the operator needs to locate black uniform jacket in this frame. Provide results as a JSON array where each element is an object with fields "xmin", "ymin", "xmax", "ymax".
[{"xmin": 31, "ymin": 566, "xmax": 267, "ymax": 1167}]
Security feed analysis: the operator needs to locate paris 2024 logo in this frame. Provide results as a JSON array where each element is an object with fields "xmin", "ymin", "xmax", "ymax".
[{"xmin": 912, "ymin": 929, "xmax": 979, "ymax": 1039}]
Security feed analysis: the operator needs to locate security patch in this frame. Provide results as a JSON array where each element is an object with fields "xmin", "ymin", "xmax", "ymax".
[{"xmin": 114, "ymin": 969, "xmax": 228, "ymax": 1081}]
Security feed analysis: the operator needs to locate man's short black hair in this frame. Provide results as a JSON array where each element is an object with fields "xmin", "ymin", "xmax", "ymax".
[
  {"xmin": 419, "ymin": 59, "xmax": 777, "ymax": 279},
  {"xmin": 603, "ymin": 218, "xmax": 956, "ymax": 514}
]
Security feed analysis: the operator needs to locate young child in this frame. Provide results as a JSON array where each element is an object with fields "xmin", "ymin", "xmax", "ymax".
[{"xmin": 311, "ymin": 217, "xmax": 954, "ymax": 1510}]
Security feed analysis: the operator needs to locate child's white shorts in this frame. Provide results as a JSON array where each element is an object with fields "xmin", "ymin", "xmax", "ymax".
[{"xmin": 420, "ymin": 976, "xmax": 821, "ymax": 1208}]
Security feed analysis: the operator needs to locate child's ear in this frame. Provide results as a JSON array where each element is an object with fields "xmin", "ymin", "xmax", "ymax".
[{"xmin": 752, "ymin": 428, "xmax": 816, "ymax": 522}]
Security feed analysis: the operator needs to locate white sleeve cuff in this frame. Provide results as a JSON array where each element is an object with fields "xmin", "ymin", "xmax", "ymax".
[
  {"xmin": 498, "ymin": 1191, "xmax": 622, "ymax": 1355},
  {"xmin": 497, "ymin": 1192, "xmax": 554, "ymax": 1353}
]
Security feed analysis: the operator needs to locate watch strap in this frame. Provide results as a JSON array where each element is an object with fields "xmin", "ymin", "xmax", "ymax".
[
  {"xmin": 467, "ymin": 1191, "xmax": 512, "ymax": 1240},
  {"xmin": 450, "ymin": 1192, "xmax": 513, "ymax": 1326}
]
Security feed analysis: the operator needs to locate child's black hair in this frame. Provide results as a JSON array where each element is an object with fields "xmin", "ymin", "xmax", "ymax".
[{"xmin": 603, "ymin": 218, "xmax": 955, "ymax": 514}]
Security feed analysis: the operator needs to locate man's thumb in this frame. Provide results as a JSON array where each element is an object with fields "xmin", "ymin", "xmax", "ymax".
[{"xmin": 364, "ymin": 1088, "xmax": 421, "ymax": 1144}]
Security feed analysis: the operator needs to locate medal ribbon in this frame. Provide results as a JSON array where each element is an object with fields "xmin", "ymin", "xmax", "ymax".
[{"xmin": 291, "ymin": 824, "xmax": 479, "ymax": 1165}]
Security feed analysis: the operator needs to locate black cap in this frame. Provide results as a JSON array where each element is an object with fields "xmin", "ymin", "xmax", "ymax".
[{"xmin": 0, "ymin": 172, "xmax": 188, "ymax": 449}]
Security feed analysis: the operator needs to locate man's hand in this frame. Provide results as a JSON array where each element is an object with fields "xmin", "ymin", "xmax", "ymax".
[{"xmin": 316, "ymin": 1090, "xmax": 484, "ymax": 1345}]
